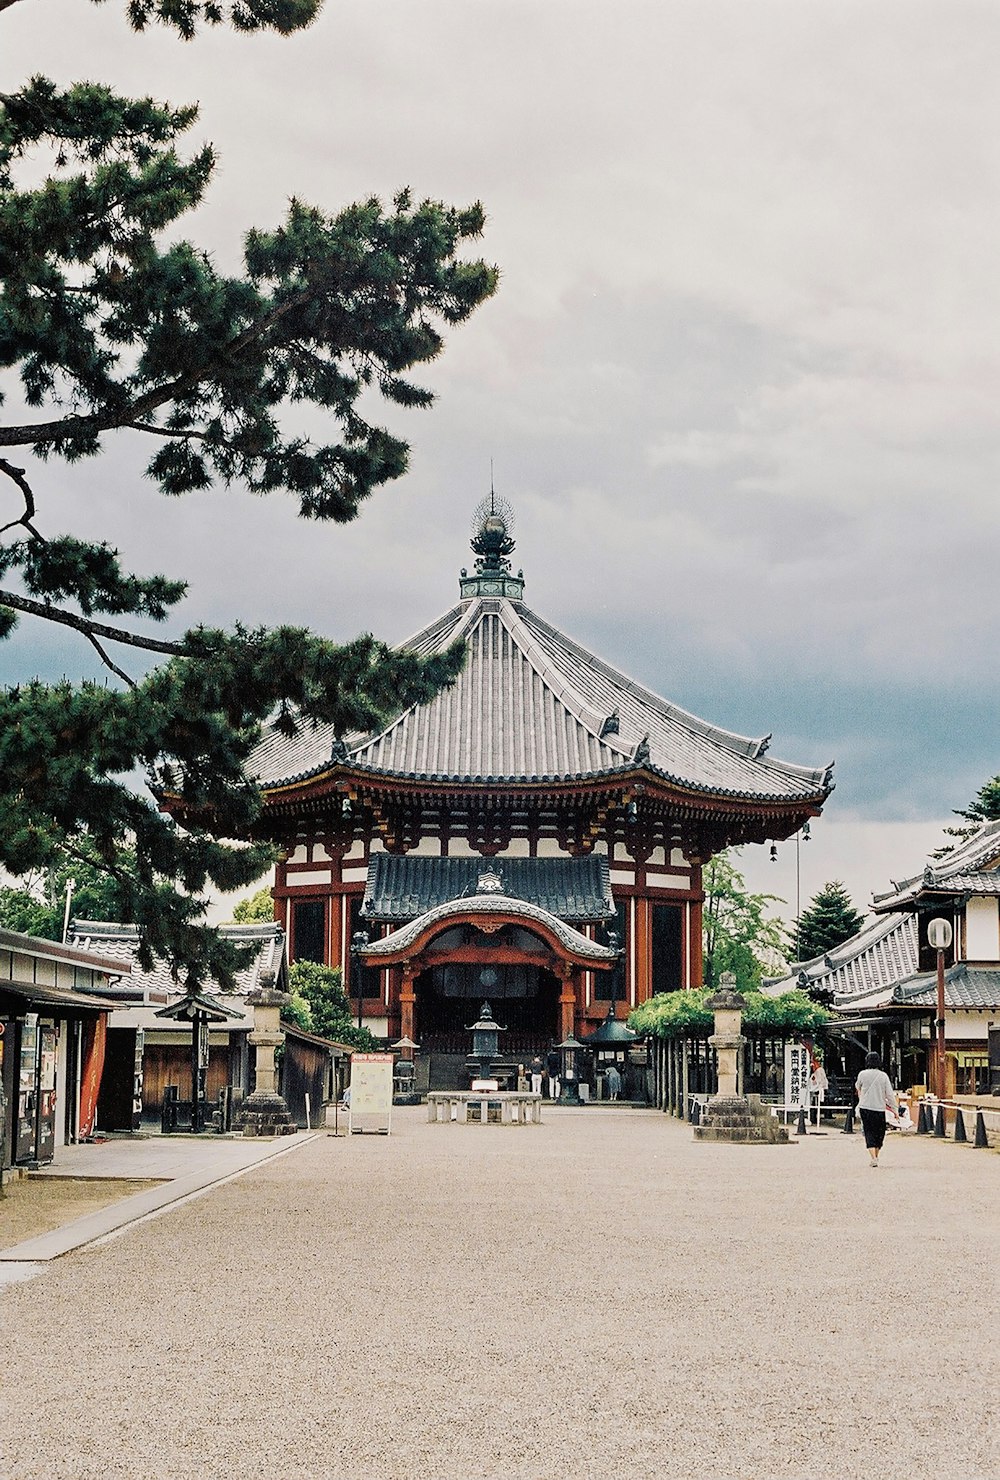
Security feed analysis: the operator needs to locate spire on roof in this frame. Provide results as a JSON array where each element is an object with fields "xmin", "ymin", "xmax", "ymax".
[{"xmin": 459, "ymin": 486, "xmax": 525, "ymax": 601}]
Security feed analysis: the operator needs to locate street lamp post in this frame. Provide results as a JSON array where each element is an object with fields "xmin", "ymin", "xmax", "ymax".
[
  {"xmin": 351, "ymin": 930, "xmax": 370, "ymax": 1031},
  {"xmin": 927, "ymin": 917, "xmax": 953, "ymax": 1098}
]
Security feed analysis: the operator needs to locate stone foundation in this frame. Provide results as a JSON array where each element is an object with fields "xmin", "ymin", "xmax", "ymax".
[
  {"xmin": 693, "ymin": 1093, "xmax": 790, "ymax": 1145},
  {"xmin": 239, "ymin": 1091, "xmax": 297, "ymax": 1137}
]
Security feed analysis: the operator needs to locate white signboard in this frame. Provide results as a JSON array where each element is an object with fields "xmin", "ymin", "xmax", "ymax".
[
  {"xmin": 348, "ymin": 1052, "xmax": 394, "ymax": 1136},
  {"xmin": 784, "ymin": 1043, "xmax": 811, "ymax": 1111}
]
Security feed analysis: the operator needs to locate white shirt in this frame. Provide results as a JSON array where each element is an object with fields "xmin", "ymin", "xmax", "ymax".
[{"xmin": 855, "ymin": 1067, "xmax": 895, "ymax": 1113}]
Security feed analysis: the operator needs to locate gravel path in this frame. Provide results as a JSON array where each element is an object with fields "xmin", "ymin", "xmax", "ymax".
[{"xmin": 0, "ymin": 1108, "xmax": 996, "ymax": 1480}]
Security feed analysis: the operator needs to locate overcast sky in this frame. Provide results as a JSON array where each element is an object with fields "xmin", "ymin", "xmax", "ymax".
[{"xmin": 2, "ymin": 0, "xmax": 998, "ymax": 924}]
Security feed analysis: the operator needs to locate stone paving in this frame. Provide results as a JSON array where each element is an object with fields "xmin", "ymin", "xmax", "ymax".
[{"xmin": 0, "ymin": 1108, "xmax": 997, "ymax": 1480}]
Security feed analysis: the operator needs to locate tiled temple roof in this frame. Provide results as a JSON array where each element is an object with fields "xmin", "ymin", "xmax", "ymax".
[
  {"xmin": 360, "ymin": 892, "xmax": 618, "ymax": 962},
  {"xmin": 250, "ymin": 592, "xmax": 833, "ymax": 805},
  {"xmin": 362, "ymin": 855, "xmax": 614, "ymax": 924},
  {"xmin": 66, "ymin": 921, "xmax": 286, "ymax": 1000}
]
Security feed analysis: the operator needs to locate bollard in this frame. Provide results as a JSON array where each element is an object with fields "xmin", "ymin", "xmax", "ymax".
[
  {"xmin": 934, "ymin": 1104, "xmax": 947, "ymax": 1137},
  {"xmin": 953, "ymin": 1108, "xmax": 967, "ymax": 1143},
  {"xmin": 917, "ymin": 1102, "xmax": 929, "ymax": 1134},
  {"xmin": 842, "ymin": 1105, "xmax": 855, "ymax": 1134},
  {"xmin": 796, "ymin": 1104, "xmax": 808, "ymax": 1136},
  {"xmin": 974, "ymin": 1111, "xmax": 989, "ymax": 1148}
]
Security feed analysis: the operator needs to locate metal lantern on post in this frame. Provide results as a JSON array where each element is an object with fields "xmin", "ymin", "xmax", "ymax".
[
  {"xmin": 927, "ymin": 916, "xmax": 953, "ymax": 1098},
  {"xmin": 467, "ymin": 1001, "xmax": 505, "ymax": 1081},
  {"xmin": 351, "ymin": 930, "xmax": 370, "ymax": 1031},
  {"xmin": 557, "ymin": 1033, "xmax": 584, "ymax": 1105}
]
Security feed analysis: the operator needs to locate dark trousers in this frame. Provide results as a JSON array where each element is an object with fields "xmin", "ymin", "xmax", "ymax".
[{"xmin": 859, "ymin": 1108, "xmax": 887, "ymax": 1149}]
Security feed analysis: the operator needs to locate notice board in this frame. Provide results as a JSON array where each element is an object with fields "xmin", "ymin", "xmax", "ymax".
[{"xmin": 348, "ymin": 1052, "xmax": 394, "ymax": 1135}]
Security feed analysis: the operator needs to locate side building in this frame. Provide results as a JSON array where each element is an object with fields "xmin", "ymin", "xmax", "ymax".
[
  {"xmin": 247, "ymin": 499, "xmax": 834, "ymax": 1082},
  {"xmin": 768, "ymin": 819, "xmax": 1000, "ymax": 1097}
]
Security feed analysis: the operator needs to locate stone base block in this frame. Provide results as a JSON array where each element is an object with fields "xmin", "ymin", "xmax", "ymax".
[
  {"xmin": 694, "ymin": 1093, "xmax": 789, "ymax": 1145},
  {"xmin": 239, "ymin": 1091, "xmax": 297, "ymax": 1138}
]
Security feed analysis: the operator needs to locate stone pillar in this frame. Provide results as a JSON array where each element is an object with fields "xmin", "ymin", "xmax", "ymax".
[
  {"xmin": 239, "ymin": 971, "xmax": 296, "ymax": 1136},
  {"xmin": 707, "ymin": 975, "xmax": 745, "ymax": 1098},
  {"xmin": 694, "ymin": 973, "xmax": 788, "ymax": 1144}
]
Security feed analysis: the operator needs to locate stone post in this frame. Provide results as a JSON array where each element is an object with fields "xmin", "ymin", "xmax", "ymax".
[
  {"xmin": 707, "ymin": 972, "xmax": 745, "ymax": 1098},
  {"xmin": 694, "ymin": 971, "xmax": 789, "ymax": 1144},
  {"xmin": 239, "ymin": 970, "xmax": 296, "ymax": 1136}
]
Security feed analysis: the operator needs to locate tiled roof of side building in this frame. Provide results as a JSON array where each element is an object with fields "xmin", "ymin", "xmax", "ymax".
[
  {"xmin": 873, "ymin": 820, "xmax": 1000, "ymax": 910},
  {"xmin": 362, "ymin": 855, "xmax": 615, "ymax": 923},
  {"xmin": 250, "ymin": 593, "xmax": 833, "ymax": 803},
  {"xmin": 66, "ymin": 920, "xmax": 285, "ymax": 1000},
  {"xmin": 895, "ymin": 963, "xmax": 1000, "ymax": 1011},
  {"xmin": 763, "ymin": 912, "xmax": 919, "ymax": 1006}
]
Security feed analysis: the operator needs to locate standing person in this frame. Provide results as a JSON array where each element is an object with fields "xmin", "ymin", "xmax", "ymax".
[
  {"xmin": 855, "ymin": 1051, "xmax": 896, "ymax": 1168},
  {"xmin": 606, "ymin": 1063, "xmax": 622, "ymax": 1101},
  {"xmin": 546, "ymin": 1047, "xmax": 561, "ymax": 1100},
  {"xmin": 530, "ymin": 1055, "xmax": 544, "ymax": 1095}
]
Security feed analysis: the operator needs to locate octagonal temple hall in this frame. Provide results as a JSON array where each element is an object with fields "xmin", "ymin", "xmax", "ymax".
[{"xmin": 248, "ymin": 498, "xmax": 833, "ymax": 1081}]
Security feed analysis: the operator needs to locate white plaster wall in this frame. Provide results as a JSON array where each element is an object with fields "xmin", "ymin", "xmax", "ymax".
[
  {"xmin": 535, "ymin": 838, "xmax": 569, "ymax": 858},
  {"xmin": 965, "ymin": 898, "xmax": 999, "ymax": 960}
]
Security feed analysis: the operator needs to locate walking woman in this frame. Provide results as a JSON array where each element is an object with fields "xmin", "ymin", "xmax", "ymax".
[{"xmin": 855, "ymin": 1051, "xmax": 897, "ymax": 1168}]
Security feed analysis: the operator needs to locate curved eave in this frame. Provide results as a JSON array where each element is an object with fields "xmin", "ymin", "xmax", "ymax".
[
  {"xmin": 259, "ymin": 759, "xmax": 831, "ymax": 812},
  {"xmin": 360, "ymin": 893, "xmax": 618, "ymax": 967}
]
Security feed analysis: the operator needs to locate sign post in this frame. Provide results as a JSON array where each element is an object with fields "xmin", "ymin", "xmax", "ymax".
[{"xmin": 348, "ymin": 1053, "xmax": 394, "ymax": 1136}]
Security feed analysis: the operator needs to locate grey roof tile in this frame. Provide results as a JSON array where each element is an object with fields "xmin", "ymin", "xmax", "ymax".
[
  {"xmin": 249, "ymin": 593, "xmax": 833, "ymax": 804},
  {"xmin": 765, "ymin": 913, "xmax": 919, "ymax": 1005},
  {"xmin": 66, "ymin": 921, "xmax": 286, "ymax": 1000},
  {"xmin": 361, "ymin": 893, "xmax": 618, "ymax": 963},
  {"xmin": 361, "ymin": 855, "xmax": 614, "ymax": 923}
]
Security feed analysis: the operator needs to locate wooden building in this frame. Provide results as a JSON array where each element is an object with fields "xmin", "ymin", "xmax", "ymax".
[
  {"xmin": 67, "ymin": 920, "xmax": 348, "ymax": 1129},
  {"xmin": 0, "ymin": 930, "xmax": 123, "ymax": 1173},
  {"xmin": 767, "ymin": 819, "xmax": 1000, "ymax": 1097},
  {"xmin": 249, "ymin": 499, "xmax": 833, "ymax": 1081}
]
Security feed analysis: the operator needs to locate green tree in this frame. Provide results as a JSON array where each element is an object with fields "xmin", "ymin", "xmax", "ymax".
[
  {"xmin": 702, "ymin": 852, "xmax": 787, "ymax": 992},
  {"xmin": 287, "ymin": 959, "xmax": 377, "ymax": 1050},
  {"xmin": 0, "ymin": 17, "xmax": 496, "ymax": 987},
  {"xmin": 0, "ymin": 838, "xmax": 137, "ymax": 939},
  {"xmin": 629, "ymin": 987, "xmax": 828, "ymax": 1040},
  {"xmin": 794, "ymin": 880, "xmax": 865, "ymax": 962},
  {"xmin": 231, "ymin": 887, "xmax": 274, "ymax": 923},
  {"xmin": 935, "ymin": 773, "xmax": 1000, "ymax": 856}
]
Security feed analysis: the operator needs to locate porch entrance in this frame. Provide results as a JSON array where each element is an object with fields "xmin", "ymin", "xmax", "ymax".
[{"xmin": 416, "ymin": 961, "xmax": 560, "ymax": 1090}]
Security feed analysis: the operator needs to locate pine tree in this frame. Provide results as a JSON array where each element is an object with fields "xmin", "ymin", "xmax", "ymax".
[
  {"xmin": 0, "ymin": 13, "xmax": 497, "ymax": 986},
  {"xmin": 935, "ymin": 774, "xmax": 1000, "ymax": 856},
  {"xmin": 794, "ymin": 881, "xmax": 865, "ymax": 963}
]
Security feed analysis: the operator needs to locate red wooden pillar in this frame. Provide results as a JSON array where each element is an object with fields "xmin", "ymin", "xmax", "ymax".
[
  {"xmin": 688, "ymin": 864, "xmax": 704, "ymax": 988},
  {"xmin": 400, "ymin": 963, "xmax": 417, "ymax": 1044},
  {"xmin": 634, "ymin": 893, "xmax": 652, "ymax": 1008},
  {"xmin": 558, "ymin": 963, "xmax": 578, "ymax": 1039}
]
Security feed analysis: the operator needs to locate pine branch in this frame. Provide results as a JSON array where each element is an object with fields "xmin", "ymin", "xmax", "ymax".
[
  {"xmin": 0, "ymin": 281, "xmax": 324, "ymax": 451},
  {"xmin": 0, "ymin": 587, "xmax": 183, "ymax": 656}
]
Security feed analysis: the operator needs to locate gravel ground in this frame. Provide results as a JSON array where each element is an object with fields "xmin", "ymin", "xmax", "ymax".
[
  {"xmin": 0, "ymin": 1177, "xmax": 163, "ymax": 1247},
  {"xmin": 0, "ymin": 1108, "xmax": 996, "ymax": 1480}
]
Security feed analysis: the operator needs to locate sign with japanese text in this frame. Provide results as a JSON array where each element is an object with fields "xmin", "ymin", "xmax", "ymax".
[
  {"xmin": 784, "ymin": 1042, "xmax": 811, "ymax": 1110},
  {"xmin": 348, "ymin": 1052, "xmax": 393, "ymax": 1135}
]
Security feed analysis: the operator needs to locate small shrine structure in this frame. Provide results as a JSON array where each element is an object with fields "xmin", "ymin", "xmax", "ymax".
[{"xmin": 248, "ymin": 495, "xmax": 833, "ymax": 1085}]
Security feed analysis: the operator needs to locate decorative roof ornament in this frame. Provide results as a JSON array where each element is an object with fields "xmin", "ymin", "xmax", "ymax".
[
  {"xmin": 476, "ymin": 867, "xmax": 505, "ymax": 894},
  {"xmin": 460, "ymin": 484, "xmax": 525, "ymax": 601}
]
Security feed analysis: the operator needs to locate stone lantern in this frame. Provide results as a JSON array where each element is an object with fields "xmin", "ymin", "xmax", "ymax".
[
  {"xmin": 694, "ymin": 972, "xmax": 789, "ymax": 1145},
  {"xmin": 239, "ymin": 970, "xmax": 296, "ymax": 1137},
  {"xmin": 707, "ymin": 973, "xmax": 746, "ymax": 1098}
]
